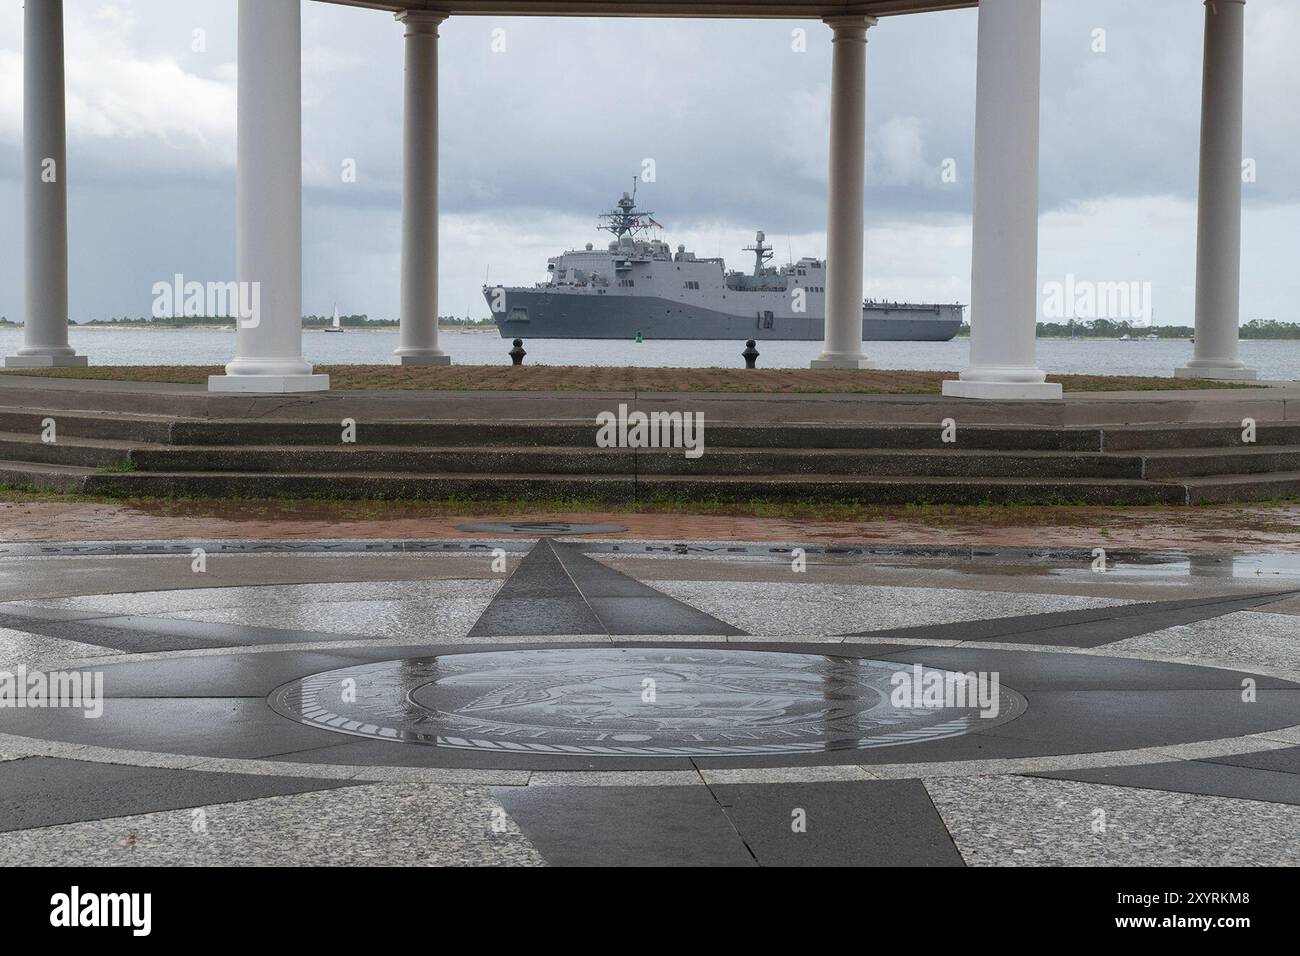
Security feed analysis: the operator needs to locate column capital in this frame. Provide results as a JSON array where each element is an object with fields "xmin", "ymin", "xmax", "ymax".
[
  {"xmin": 822, "ymin": 15, "xmax": 877, "ymax": 36},
  {"xmin": 396, "ymin": 10, "xmax": 449, "ymax": 33}
]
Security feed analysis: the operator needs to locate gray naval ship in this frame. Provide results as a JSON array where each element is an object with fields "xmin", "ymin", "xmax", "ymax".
[{"xmin": 484, "ymin": 185, "xmax": 964, "ymax": 341}]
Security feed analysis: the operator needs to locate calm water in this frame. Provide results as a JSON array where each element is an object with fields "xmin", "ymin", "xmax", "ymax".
[{"xmin": 1, "ymin": 327, "xmax": 1296, "ymax": 380}]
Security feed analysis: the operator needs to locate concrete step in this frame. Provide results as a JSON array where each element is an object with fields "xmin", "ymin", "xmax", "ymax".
[
  {"xmin": 0, "ymin": 406, "xmax": 177, "ymax": 443},
  {"xmin": 0, "ymin": 394, "xmax": 1297, "ymax": 505},
  {"xmin": 150, "ymin": 419, "xmax": 1300, "ymax": 456},
  {"xmin": 1103, "ymin": 422, "xmax": 1300, "ymax": 451},
  {"xmin": 0, "ymin": 431, "xmax": 139, "ymax": 468},
  {"xmin": 160, "ymin": 420, "xmax": 1113, "ymax": 451},
  {"xmin": 1181, "ymin": 471, "xmax": 1300, "ymax": 505},
  {"xmin": 123, "ymin": 444, "xmax": 1148, "ymax": 480},
  {"xmin": 3, "ymin": 400, "xmax": 1297, "ymax": 456},
  {"xmin": 632, "ymin": 474, "xmax": 1187, "ymax": 506},
  {"xmin": 71, "ymin": 469, "xmax": 1189, "ymax": 506},
  {"xmin": 1140, "ymin": 446, "xmax": 1300, "ymax": 479},
  {"xmin": 0, "ymin": 459, "xmax": 97, "ymax": 494}
]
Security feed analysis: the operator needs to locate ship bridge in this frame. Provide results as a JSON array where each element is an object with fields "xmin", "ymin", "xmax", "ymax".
[{"xmin": 9, "ymin": 0, "xmax": 1261, "ymax": 393}]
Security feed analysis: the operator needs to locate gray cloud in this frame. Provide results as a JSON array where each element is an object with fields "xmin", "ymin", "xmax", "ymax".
[{"xmin": 0, "ymin": 0, "xmax": 1296, "ymax": 329}]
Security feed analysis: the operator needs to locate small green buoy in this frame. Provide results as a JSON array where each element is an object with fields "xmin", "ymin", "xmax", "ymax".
[{"xmin": 635, "ymin": 331, "xmax": 643, "ymax": 344}]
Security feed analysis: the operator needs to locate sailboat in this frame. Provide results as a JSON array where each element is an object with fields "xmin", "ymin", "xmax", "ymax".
[{"xmin": 323, "ymin": 303, "xmax": 346, "ymax": 333}]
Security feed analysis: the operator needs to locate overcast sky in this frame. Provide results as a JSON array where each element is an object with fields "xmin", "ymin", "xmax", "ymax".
[{"xmin": 1, "ymin": 0, "xmax": 1298, "ymax": 326}]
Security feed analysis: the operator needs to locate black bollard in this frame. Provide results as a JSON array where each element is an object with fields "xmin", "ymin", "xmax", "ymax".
[
  {"xmin": 742, "ymin": 339, "xmax": 759, "ymax": 369},
  {"xmin": 509, "ymin": 338, "xmax": 526, "ymax": 366}
]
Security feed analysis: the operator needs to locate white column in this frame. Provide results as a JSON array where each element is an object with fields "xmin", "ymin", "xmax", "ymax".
[
  {"xmin": 210, "ymin": 0, "xmax": 327, "ymax": 393},
  {"xmin": 6, "ymin": 0, "xmax": 86, "ymax": 369},
  {"xmin": 811, "ymin": 16, "xmax": 875, "ymax": 370},
  {"xmin": 943, "ymin": 0, "xmax": 1060, "ymax": 400},
  {"xmin": 392, "ymin": 11, "xmax": 451, "ymax": 365},
  {"xmin": 1176, "ymin": 0, "xmax": 1256, "ymax": 380}
]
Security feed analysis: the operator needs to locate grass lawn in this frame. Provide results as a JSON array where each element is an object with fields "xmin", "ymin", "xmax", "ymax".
[{"xmin": 0, "ymin": 364, "xmax": 1257, "ymax": 393}]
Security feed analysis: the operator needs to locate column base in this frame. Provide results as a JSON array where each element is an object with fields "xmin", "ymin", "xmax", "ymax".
[
  {"xmin": 1174, "ymin": 365, "xmax": 1258, "ymax": 382},
  {"xmin": 942, "ymin": 379, "xmax": 1063, "ymax": 400},
  {"xmin": 207, "ymin": 374, "xmax": 330, "ymax": 394},
  {"xmin": 389, "ymin": 353, "xmax": 451, "ymax": 367},
  {"xmin": 5, "ymin": 354, "xmax": 88, "ymax": 369},
  {"xmin": 810, "ymin": 353, "xmax": 874, "ymax": 370}
]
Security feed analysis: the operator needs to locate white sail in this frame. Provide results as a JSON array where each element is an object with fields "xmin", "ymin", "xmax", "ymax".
[{"xmin": 323, "ymin": 302, "xmax": 345, "ymax": 333}]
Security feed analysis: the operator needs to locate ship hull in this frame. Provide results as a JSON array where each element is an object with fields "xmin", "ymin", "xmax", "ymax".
[{"xmin": 489, "ymin": 290, "xmax": 963, "ymax": 342}]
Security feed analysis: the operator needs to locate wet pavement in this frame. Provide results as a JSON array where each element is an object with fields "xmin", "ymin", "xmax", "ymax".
[
  {"xmin": 0, "ymin": 536, "xmax": 1298, "ymax": 866},
  {"xmin": 8, "ymin": 499, "xmax": 1300, "ymax": 552}
]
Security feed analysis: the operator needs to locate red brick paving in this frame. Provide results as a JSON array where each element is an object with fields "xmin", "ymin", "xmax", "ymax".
[{"xmin": 2, "ymin": 500, "xmax": 1297, "ymax": 552}]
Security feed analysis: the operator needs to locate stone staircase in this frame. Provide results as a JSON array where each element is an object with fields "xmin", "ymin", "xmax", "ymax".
[{"xmin": 2, "ymin": 400, "xmax": 1299, "ymax": 505}]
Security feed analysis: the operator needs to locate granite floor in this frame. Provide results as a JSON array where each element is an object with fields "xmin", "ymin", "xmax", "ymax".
[{"xmin": 0, "ymin": 536, "xmax": 1297, "ymax": 866}]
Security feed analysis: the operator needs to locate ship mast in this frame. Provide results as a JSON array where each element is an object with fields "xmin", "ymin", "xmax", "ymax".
[
  {"xmin": 597, "ymin": 178, "xmax": 657, "ymax": 242},
  {"xmin": 743, "ymin": 230, "xmax": 774, "ymax": 277}
]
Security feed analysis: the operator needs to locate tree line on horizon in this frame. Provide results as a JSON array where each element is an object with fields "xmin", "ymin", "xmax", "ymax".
[
  {"xmin": 954, "ymin": 318, "xmax": 1300, "ymax": 339},
  {"xmin": 0, "ymin": 315, "xmax": 497, "ymax": 328},
  {"xmin": 1, "ymin": 315, "xmax": 1297, "ymax": 337}
]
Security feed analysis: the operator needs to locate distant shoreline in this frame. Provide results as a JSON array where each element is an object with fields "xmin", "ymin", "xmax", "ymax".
[
  {"xmin": 1, "ymin": 323, "xmax": 1298, "ymax": 340},
  {"xmin": 0, "ymin": 323, "xmax": 497, "ymax": 332}
]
